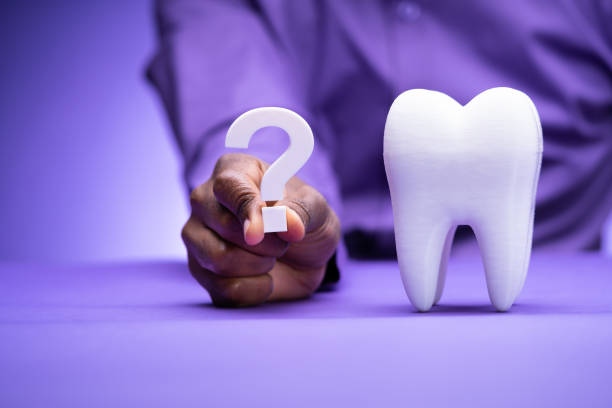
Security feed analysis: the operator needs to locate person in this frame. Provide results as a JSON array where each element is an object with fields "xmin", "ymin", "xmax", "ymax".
[{"xmin": 147, "ymin": 0, "xmax": 612, "ymax": 307}]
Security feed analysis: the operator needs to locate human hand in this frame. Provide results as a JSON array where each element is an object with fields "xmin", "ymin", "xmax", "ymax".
[{"xmin": 182, "ymin": 153, "xmax": 341, "ymax": 307}]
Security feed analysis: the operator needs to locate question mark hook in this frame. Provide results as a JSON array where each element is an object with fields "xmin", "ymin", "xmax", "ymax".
[{"xmin": 225, "ymin": 107, "xmax": 314, "ymax": 233}]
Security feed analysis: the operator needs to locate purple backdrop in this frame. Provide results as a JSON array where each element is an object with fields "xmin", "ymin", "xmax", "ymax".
[
  {"xmin": 0, "ymin": 1, "xmax": 610, "ymax": 262},
  {"xmin": 0, "ymin": 1, "xmax": 188, "ymax": 262}
]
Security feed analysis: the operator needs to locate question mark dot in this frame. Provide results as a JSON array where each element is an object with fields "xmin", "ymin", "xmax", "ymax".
[{"xmin": 262, "ymin": 206, "xmax": 288, "ymax": 233}]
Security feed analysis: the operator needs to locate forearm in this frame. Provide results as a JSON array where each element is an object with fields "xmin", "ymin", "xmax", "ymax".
[{"xmin": 147, "ymin": 0, "xmax": 345, "ymax": 279}]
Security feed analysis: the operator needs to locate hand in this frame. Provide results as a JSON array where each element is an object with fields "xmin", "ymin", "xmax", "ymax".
[{"xmin": 182, "ymin": 153, "xmax": 341, "ymax": 307}]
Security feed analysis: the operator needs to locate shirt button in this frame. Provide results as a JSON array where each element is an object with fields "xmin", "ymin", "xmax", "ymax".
[{"xmin": 396, "ymin": 1, "xmax": 421, "ymax": 22}]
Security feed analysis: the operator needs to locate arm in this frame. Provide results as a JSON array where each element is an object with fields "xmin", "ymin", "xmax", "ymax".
[{"xmin": 147, "ymin": 0, "xmax": 342, "ymax": 305}]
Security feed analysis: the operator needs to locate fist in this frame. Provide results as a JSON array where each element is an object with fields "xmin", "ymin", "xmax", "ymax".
[{"xmin": 182, "ymin": 153, "xmax": 341, "ymax": 307}]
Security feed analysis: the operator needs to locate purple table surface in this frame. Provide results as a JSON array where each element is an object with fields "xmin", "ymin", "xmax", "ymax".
[{"xmin": 0, "ymin": 251, "xmax": 611, "ymax": 408}]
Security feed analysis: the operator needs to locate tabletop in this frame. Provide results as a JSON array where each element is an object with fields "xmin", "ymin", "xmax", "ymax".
[{"xmin": 1, "ymin": 251, "xmax": 611, "ymax": 407}]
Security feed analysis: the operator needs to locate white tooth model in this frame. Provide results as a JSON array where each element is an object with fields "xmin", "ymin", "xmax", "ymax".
[{"xmin": 383, "ymin": 88, "xmax": 543, "ymax": 312}]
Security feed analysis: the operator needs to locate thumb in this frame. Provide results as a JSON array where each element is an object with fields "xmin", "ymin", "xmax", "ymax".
[
  {"xmin": 212, "ymin": 169, "xmax": 266, "ymax": 246},
  {"xmin": 242, "ymin": 205, "xmax": 265, "ymax": 246}
]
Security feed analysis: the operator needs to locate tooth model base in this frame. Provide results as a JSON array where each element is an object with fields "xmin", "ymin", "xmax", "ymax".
[{"xmin": 383, "ymin": 88, "xmax": 543, "ymax": 312}]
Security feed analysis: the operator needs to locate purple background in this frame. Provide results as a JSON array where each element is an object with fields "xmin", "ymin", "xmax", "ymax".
[
  {"xmin": 0, "ymin": 1, "xmax": 188, "ymax": 262},
  {"xmin": 0, "ymin": 1, "xmax": 610, "ymax": 263}
]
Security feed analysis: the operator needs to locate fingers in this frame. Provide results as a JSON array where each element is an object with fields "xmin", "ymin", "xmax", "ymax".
[
  {"xmin": 276, "ymin": 181, "xmax": 342, "ymax": 271},
  {"xmin": 276, "ymin": 180, "xmax": 340, "ymax": 242},
  {"xmin": 277, "ymin": 180, "xmax": 331, "ymax": 238},
  {"xmin": 182, "ymin": 216, "xmax": 276, "ymax": 277},
  {"xmin": 182, "ymin": 215, "xmax": 277, "ymax": 307},
  {"xmin": 188, "ymin": 254, "xmax": 273, "ymax": 307},
  {"xmin": 268, "ymin": 262, "xmax": 327, "ymax": 301},
  {"xmin": 204, "ymin": 153, "xmax": 332, "ymax": 249},
  {"xmin": 189, "ymin": 180, "xmax": 289, "ymax": 258},
  {"xmin": 187, "ymin": 251, "xmax": 324, "ymax": 306}
]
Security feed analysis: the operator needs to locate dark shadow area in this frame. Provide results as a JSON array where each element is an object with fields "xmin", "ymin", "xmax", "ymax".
[{"xmin": 429, "ymin": 303, "xmax": 497, "ymax": 314}]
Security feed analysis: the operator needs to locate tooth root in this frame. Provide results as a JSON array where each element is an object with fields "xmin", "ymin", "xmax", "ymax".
[
  {"xmin": 473, "ymin": 211, "xmax": 534, "ymax": 312},
  {"xmin": 392, "ymin": 204, "xmax": 454, "ymax": 312},
  {"xmin": 434, "ymin": 225, "xmax": 456, "ymax": 305}
]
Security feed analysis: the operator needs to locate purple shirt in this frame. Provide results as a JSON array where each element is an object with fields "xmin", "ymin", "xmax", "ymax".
[{"xmin": 148, "ymin": 0, "xmax": 612, "ymax": 256}]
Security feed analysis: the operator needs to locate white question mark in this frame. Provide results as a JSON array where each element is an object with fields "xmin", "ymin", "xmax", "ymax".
[{"xmin": 225, "ymin": 107, "xmax": 314, "ymax": 233}]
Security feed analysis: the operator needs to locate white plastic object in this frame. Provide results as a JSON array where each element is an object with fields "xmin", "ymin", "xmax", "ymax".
[
  {"xmin": 262, "ymin": 206, "xmax": 288, "ymax": 233},
  {"xmin": 383, "ymin": 88, "xmax": 543, "ymax": 312},
  {"xmin": 225, "ymin": 107, "xmax": 314, "ymax": 233}
]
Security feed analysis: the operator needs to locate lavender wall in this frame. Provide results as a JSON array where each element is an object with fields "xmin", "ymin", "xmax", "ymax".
[
  {"xmin": 0, "ymin": 1, "xmax": 610, "ymax": 262},
  {"xmin": 0, "ymin": 1, "xmax": 188, "ymax": 262}
]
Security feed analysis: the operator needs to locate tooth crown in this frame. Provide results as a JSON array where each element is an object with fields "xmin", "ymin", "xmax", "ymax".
[{"xmin": 384, "ymin": 87, "xmax": 543, "ymax": 312}]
